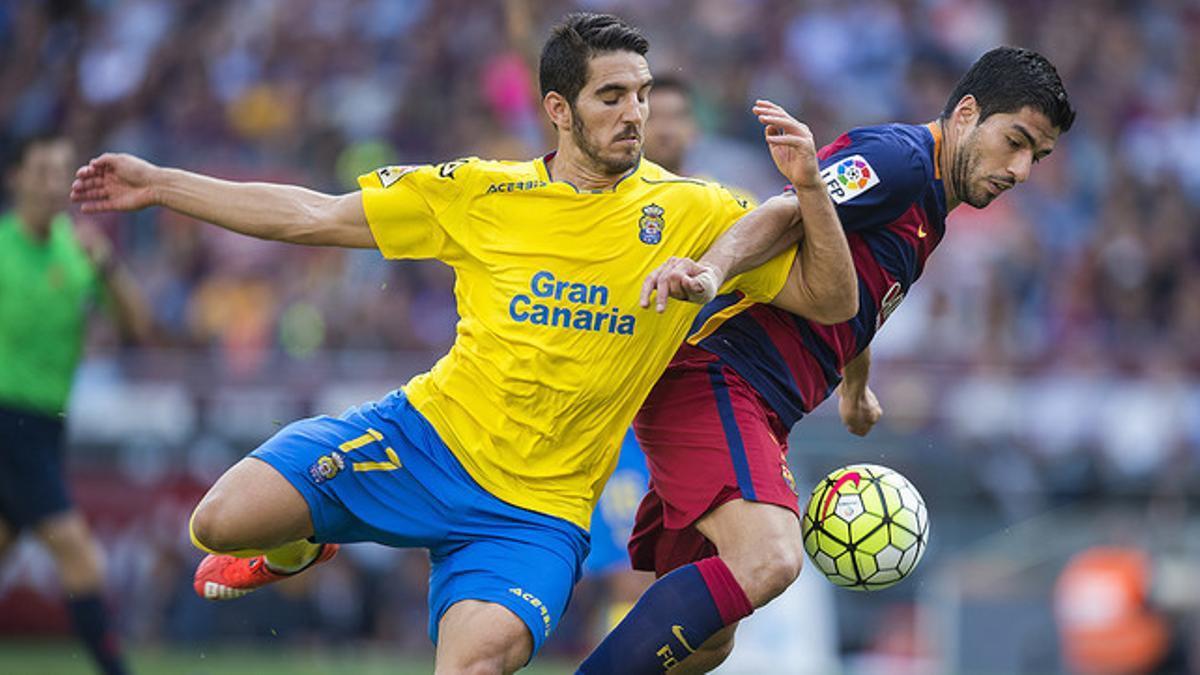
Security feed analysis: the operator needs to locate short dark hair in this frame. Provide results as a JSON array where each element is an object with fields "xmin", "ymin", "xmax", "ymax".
[
  {"xmin": 539, "ymin": 12, "xmax": 649, "ymax": 105},
  {"xmin": 942, "ymin": 46, "xmax": 1075, "ymax": 133}
]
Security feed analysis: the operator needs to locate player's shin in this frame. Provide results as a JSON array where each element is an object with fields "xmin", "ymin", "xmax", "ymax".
[{"xmin": 577, "ymin": 557, "xmax": 752, "ymax": 674}]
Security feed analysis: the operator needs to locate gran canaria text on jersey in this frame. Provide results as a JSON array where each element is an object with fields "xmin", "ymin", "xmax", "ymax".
[{"xmin": 508, "ymin": 270, "xmax": 636, "ymax": 335}]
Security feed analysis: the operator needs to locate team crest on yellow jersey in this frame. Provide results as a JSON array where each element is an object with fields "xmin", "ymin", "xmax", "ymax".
[{"xmin": 639, "ymin": 204, "xmax": 665, "ymax": 245}]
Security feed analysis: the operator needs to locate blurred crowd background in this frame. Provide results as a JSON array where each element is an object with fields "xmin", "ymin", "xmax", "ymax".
[{"xmin": 2, "ymin": 0, "xmax": 1199, "ymax": 672}]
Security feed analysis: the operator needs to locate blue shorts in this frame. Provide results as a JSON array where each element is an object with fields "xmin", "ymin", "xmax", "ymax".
[
  {"xmin": 0, "ymin": 405, "xmax": 72, "ymax": 529},
  {"xmin": 584, "ymin": 428, "xmax": 649, "ymax": 575},
  {"xmin": 249, "ymin": 390, "xmax": 589, "ymax": 655}
]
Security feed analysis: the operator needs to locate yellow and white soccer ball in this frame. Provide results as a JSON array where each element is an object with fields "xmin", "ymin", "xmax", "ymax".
[{"xmin": 801, "ymin": 463, "xmax": 929, "ymax": 590}]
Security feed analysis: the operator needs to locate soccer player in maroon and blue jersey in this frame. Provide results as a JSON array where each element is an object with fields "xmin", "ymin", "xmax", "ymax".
[{"xmin": 579, "ymin": 46, "xmax": 1076, "ymax": 674}]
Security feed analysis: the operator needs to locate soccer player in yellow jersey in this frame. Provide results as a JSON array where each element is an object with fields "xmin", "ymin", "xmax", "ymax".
[{"xmin": 70, "ymin": 13, "xmax": 856, "ymax": 673}]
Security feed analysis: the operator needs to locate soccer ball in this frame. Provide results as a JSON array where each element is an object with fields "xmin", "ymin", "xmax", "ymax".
[{"xmin": 801, "ymin": 463, "xmax": 929, "ymax": 590}]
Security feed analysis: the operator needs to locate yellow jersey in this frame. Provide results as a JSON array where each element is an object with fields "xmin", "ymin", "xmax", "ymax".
[{"xmin": 358, "ymin": 155, "xmax": 795, "ymax": 529}]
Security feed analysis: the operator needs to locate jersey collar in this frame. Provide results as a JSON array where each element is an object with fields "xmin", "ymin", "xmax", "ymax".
[
  {"xmin": 536, "ymin": 152, "xmax": 644, "ymax": 194},
  {"xmin": 924, "ymin": 121, "xmax": 943, "ymax": 180},
  {"xmin": 924, "ymin": 122, "xmax": 950, "ymax": 219}
]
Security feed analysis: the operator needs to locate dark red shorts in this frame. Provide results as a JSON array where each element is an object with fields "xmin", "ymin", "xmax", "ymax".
[{"xmin": 628, "ymin": 344, "xmax": 800, "ymax": 577}]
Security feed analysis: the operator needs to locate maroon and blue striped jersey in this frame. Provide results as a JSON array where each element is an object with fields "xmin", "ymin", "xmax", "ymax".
[{"xmin": 684, "ymin": 122, "xmax": 949, "ymax": 428}]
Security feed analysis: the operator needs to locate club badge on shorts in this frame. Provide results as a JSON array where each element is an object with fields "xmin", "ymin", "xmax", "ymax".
[
  {"xmin": 308, "ymin": 451, "xmax": 346, "ymax": 484},
  {"xmin": 781, "ymin": 452, "xmax": 800, "ymax": 497}
]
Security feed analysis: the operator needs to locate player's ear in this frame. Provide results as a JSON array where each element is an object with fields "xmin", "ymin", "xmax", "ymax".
[
  {"xmin": 952, "ymin": 94, "xmax": 980, "ymax": 128},
  {"xmin": 543, "ymin": 91, "xmax": 571, "ymax": 132}
]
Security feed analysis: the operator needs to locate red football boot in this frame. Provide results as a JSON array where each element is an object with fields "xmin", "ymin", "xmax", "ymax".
[{"xmin": 193, "ymin": 544, "xmax": 340, "ymax": 601}]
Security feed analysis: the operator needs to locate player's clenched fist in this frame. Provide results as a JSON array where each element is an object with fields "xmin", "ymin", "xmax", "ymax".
[
  {"xmin": 70, "ymin": 153, "xmax": 162, "ymax": 213},
  {"xmin": 752, "ymin": 99, "xmax": 821, "ymax": 191},
  {"xmin": 838, "ymin": 385, "xmax": 882, "ymax": 436},
  {"xmin": 639, "ymin": 256, "xmax": 722, "ymax": 313}
]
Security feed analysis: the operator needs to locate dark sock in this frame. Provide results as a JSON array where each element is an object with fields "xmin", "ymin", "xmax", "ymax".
[
  {"xmin": 578, "ymin": 557, "xmax": 753, "ymax": 674},
  {"xmin": 66, "ymin": 594, "xmax": 128, "ymax": 675}
]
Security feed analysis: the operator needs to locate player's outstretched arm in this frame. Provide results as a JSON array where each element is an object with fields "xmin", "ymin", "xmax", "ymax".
[
  {"xmin": 639, "ymin": 102, "xmax": 857, "ymax": 319},
  {"xmin": 754, "ymin": 99, "xmax": 857, "ymax": 323},
  {"xmin": 70, "ymin": 153, "xmax": 375, "ymax": 249},
  {"xmin": 677, "ymin": 101, "xmax": 831, "ymax": 297},
  {"xmin": 838, "ymin": 348, "xmax": 881, "ymax": 436}
]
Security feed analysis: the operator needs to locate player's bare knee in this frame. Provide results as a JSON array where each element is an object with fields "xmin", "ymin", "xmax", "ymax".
[
  {"xmin": 501, "ymin": 640, "xmax": 532, "ymax": 674},
  {"xmin": 731, "ymin": 537, "xmax": 804, "ymax": 606},
  {"xmin": 494, "ymin": 631, "xmax": 533, "ymax": 674},
  {"xmin": 189, "ymin": 498, "xmax": 241, "ymax": 553},
  {"xmin": 190, "ymin": 458, "xmax": 314, "ymax": 553},
  {"xmin": 762, "ymin": 536, "xmax": 805, "ymax": 600},
  {"xmin": 437, "ymin": 601, "xmax": 532, "ymax": 675}
]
